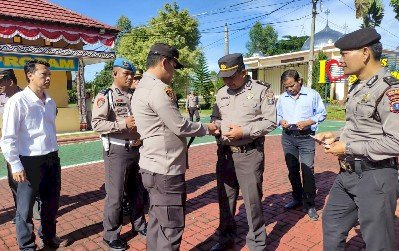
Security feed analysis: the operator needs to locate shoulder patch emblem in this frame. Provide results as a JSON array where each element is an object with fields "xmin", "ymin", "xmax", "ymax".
[
  {"xmin": 386, "ymin": 89, "xmax": 399, "ymax": 113},
  {"xmin": 97, "ymin": 97, "xmax": 106, "ymax": 108},
  {"xmin": 164, "ymin": 87, "xmax": 177, "ymax": 101}
]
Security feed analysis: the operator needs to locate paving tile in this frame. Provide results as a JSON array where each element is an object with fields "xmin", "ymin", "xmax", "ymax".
[{"xmin": 0, "ymin": 135, "xmax": 398, "ymax": 250}]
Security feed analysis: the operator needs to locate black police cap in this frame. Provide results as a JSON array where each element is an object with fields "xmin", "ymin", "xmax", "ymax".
[
  {"xmin": 334, "ymin": 27, "xmax": 381, "ymax": 50},
  {"xmin": 217, "ymin": 53, "xmax": 245, "ymax": 78},
  {"xmin": 149, "ymin": 43, "xmax": 183, "ymax": 69},
  {"xmin": 0, "ymin": 69, "xmax": 15, "ymax": 80}
]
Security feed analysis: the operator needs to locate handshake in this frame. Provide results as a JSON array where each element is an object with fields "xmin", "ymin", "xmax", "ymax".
[{"xmin": 206, "ymin": 122, "xmax": 220, "ymax": 136}]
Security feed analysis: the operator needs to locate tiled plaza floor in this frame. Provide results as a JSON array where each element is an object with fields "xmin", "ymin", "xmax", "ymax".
[{"xmin": 0, "ymin": 135, "xmax": 398, "ymax": 250}]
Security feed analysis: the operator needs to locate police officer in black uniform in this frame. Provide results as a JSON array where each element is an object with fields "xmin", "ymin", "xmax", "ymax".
[{"xmin": 316, "ymin": 28, "xmax": 399, "ymax": 251}]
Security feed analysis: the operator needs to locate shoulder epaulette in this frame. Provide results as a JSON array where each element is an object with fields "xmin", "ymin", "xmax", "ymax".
[
  {"xmin": 98, "ymin": 88, "xmax": 111, "ymax": 95},
  {"xmin": 383, "ymin": 76, "xmax": 399, "ymax": 86},
  {"xmin": 255, "ymin": 80, "xmax": 271, "ymax": 88}
]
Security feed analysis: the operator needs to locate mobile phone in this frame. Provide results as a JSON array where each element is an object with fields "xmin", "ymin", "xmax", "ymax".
[{"xmin": 309, "ymin": 135, "xmax": 331, "ymax": 149}]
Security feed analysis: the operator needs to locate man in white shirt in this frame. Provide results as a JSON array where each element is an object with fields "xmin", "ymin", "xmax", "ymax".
[
  {"xmin": 1, "ymin": 60, "xmax": 68, "ymax": 250},
  {"xmin": 0, "ymin": 69, "xmax": 42, "ymax": 225}
]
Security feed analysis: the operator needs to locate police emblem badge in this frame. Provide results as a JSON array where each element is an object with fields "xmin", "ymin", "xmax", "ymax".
[
  {"xmin": 164, "ymin": 87, "xmax": 177, "ymax": 101},
  {"xmin": 97, "ymin": 97, "xmax": 106, "ymax": 108},
  {"xmin": 386, "ymin": 89, "xmax": 399, "ymax": 113}
]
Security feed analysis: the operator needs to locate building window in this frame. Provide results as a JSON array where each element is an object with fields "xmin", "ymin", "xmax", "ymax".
[{"xmin": 13, "ymin": 35, "xmax": 22, "ymax": 44}]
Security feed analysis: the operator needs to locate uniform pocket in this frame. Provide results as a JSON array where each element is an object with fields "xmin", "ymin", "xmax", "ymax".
[
  {"xmin": 141, "ymin": 171, "xmax": 155, "ymax": 189},
  {"xmin": 355, "ymin": 103, "xmax": 374, "ymax": 118}
]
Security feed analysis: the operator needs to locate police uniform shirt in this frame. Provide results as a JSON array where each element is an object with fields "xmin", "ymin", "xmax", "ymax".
[
  {"xmin": 1, "ymin": 87, "xmax": 58, "ymax": 173},
  {"xmin": 91, "ymin": 85, "xmax": 139, "ymax": 141},
  {"xmin": 131, "ymin": 72, "xmax": 208, "ymax": 175},
  {"xmin": 186, "ymin": 94, "xmax": 199, "ymax": 108},
  {"xmin": 213, "ymin": 77, "xmax": 277, "ymax": 146},
  {"xmin": 341, "ymin": 68, "xmax": 399, "ymax": 161}
]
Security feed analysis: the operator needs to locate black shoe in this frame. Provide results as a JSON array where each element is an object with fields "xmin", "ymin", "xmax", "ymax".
[
  {"xmin": 103, "ymin": 238, "xmax": 126, "ymax": 251},
  {"xmin": 39, "ymin": 236, "xmax": 70, "ymax": 248},
  {"xmin": 210, "ymin": 242, "xmax": 234, "ymax": 251},
  {"xmin": 284, "ymin": 199, "xmax": 302, "ymax": 209},
  {"xmin": 136, "ymin": 228, "xmax": 147, "ymax": 237},
  {"xmin": 307, "ymin": 207, "xmax": 319, "ymax": 221}
]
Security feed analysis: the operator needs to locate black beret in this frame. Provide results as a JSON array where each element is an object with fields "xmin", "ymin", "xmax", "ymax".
[
  {"xmin": 149, "ymin": 43, "xmax": 183, "ymax": 69},
  {"xmin": 217, "ymin": 53, "xmax": 245, "ymax": 78},
  {"xmin": 0, "ymin": 69, "xmax": 15, "ymax": 80},
  {"xmin": 334, "ymin": 27, "xmax": 381, "ymax": 50}
]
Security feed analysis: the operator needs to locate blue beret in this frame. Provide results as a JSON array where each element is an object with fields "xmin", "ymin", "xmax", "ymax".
[
  {"xmin": 335, "ymin": 27, "xmax": 381, "ymax": 50},
  {"xmin": 113, "ymin": 58, "xmax": 136, "ymax": 74}
]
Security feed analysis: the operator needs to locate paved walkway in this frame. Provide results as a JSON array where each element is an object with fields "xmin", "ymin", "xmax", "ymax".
[{"xmin": 0, "ymin": 135, "xmax": 398, "ymax": 250}]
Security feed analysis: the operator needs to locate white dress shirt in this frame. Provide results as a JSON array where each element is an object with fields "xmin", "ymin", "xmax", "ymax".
[{"xmin": 1, "ymin": 87, "xmax": 58, "ymax": 173}]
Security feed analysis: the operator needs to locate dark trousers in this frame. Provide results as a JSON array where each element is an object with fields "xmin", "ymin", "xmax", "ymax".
[
  {"xmin": 103, "ymin": 144, "xmax": 146, "ymax": 242},
  {"xmin": 7, "ymin": 163, "xmax": 42, "ymax": 221},
  {"xmin": 281, "ymin": 132, "xmax": 316, "ymax": 208},
  {"xmin": 188, "ymin": 107, "xmax": 200, "ymax": 122},
  {"xmin": 16, "ymin": 151, "xmax": 61, "ymax": 250},
  {"xmin": 141, "ymin": 169, "xmax": 186, "ymax": 251},
  {"xmin": 323, "ymin": 167, "xmax": 398, "ymax": 251},
  {"xmin": 216, "ymin": 145, "xmax": 266, "ymax": 251}
]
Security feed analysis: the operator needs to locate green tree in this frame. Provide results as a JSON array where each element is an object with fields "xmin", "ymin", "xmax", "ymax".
[
  {"xmin": 391, "ymin": 0, "xmax": 399, "ymax": 20},
  {"xmin": 88, "ymin": 61, "xmax": 113, "ymax": 96},
  {"xmin": 312, "ymin": 51, "xmax": 328, "ymax": 99},
  {"xmin": 355, "ymin": 0, "xmax": 384, "ymax": 27},
  {"xmin": 114, "ymin": 15, "xmax": 132, "ymax": 49},
  {"xmin": 192, "ymin": 52, "xmax": 213, "ymax": 108},
  {"xmin": 275, "ymin": 35, "xmax": 309, "ymax": 54},
  {"xmin": 117, "ymin": 2, "xmax": 201, "ymax": 97},
  {"xmin": 246, "ymin": 22, "xmax": 278, "ymax": 56}
]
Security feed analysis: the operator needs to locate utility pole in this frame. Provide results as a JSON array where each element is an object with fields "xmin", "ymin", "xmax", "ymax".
[
  {"xmin": 224, "ymin": 23, "xmax": 229, "ymax": 55},
  {"xmin": 306, "ymin": 0, "xmax": 318, "ymax": 88}
]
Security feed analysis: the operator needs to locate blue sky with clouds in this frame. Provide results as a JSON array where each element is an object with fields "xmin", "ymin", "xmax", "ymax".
[{"xmin": 50, "ymin": 0, "xmax": 399, "ymax": 81}]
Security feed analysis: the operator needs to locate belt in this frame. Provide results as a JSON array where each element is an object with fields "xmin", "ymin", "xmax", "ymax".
[
  {"xmin": 283, "ymin": 129, "xmax": 314, "ymax": 137},
  {"xmin": 223, "ymin": 139, "xmax": 264, "ymax": 153},
  {"xmin": 109, "ymin": 138, "xmax": 141, "ymax": 147},
  {"xmin": 339, "ymin": 158, "xmax": 398, "ymax": 174}
]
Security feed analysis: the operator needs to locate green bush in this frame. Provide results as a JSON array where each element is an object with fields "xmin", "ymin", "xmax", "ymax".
[{"xmin": 327, "ymin": 104, "xmax": 346, "ymax": 121}]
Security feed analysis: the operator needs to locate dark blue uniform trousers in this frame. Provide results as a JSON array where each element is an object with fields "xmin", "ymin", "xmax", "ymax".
[
  {"xmin": 323, "ymin": 167, "xmax": 398, "ymax": 250},
  {"xmin": 216, "ymin": 145, "xmax": 267, "ymax": 251},
  {"xmin": 140, "ymin": 170, "xmax": 186, "ymax": 251},
  {"xmin": 16, "ymin": 151, "xmax": 61, "ymax": 250},
  {"xmin": 281, "ymin": 132, "xmax": 316, "ymax": 208},
  {"xmin": 103, "ymin": 144, "xmax": 146, "ymax": 242}
]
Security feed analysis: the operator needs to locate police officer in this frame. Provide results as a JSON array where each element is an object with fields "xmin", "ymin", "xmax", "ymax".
[
  {"xmin": 131, "ymin": 68, "xmax": 143, "ymax": 90},
  {"xmin": 277, "ymin": 69, "xmax": 326, "ymax": 220},
  {"xmin": 210, "ymin": 53, "xmax": 277, "ymax": 251},
  {"xmin": 131, "ymin": 43, "xmax": 219, "ymax": 251},
  {"xmin": 92, "ymin": 58, "xmax": 147, "ymax": 251},
  {"xmin": 122, "ymin": 68, "xmax": 145, "ymax": 216},
  {"xmin": 315, "ymin": 28, "xmax": 399, "ymax": 250},
  {"xmin": 186, "ymin": 90, "xmax": 200, "ymax": 121}
]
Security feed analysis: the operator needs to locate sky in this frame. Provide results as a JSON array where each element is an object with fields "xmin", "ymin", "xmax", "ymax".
[{"xmin": 50, "ymin": 0, "xmax": 399, "ymax": 81}]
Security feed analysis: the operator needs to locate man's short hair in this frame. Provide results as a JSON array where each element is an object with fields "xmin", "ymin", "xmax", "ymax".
[
  {"xmin": 281, "ymin": 69, "xmax": 300, "ymax": 84},
  {"xmin": 368, "ymin": 42, "xmax": 383, "ymax": 61},
  {"xmin": 24, "ymin": 59, "xmax": 50, "ymax": 83},
  {"xmin": 146, "ymin": 53, "xmax": 164, "ymax": 70}
]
